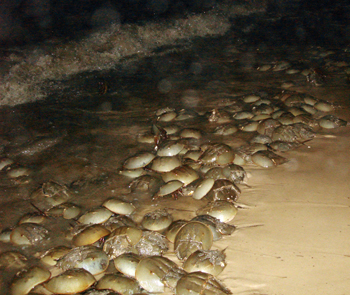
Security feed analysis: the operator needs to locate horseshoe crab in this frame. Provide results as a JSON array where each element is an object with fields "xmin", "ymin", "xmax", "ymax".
[
  {"xmin": 233, "ymin": 111, "xmax": 254, "ymax": 120},
  {"xmin": 293, "ymin": 114, "xmax": 319, "ymax": 128},
  {"xmin": 151, "ymin": 156, "xmax": 182, "ymax": 172},
  {"xmin": 250, "ymin": 134, "xmax": 272, "ymax": 145},
  {"xmin": 0, "ymin": 157, "xmax": 14, "ymax": 171},
  {"xmin": 175, "ymin": 109, "xmax": 198, "ymax": 121},
  {"xmin": 10, "ymin": 266, "xmax": 51, "ymax": 295},
  {"xmin": 180, "ymin": 128, "xmax": 202, "ymax": 139},
  {"xmin": 44, "ymin": 268, "xmax": 96, "ymax": 294},
  {"xmin": 191, "ymin": 215, "xmax": 236, "ymax": 241},
  {"xmin": 251, "ymin": 150, "xmax": 288, "ymax": 168},
  {"xmin": 123, "ymin": 153, "xmax": 155, "ymax": 170},
  {"xmin": 102, "ymin": 199, "xmax": 135, "ymax": 215},
  {"xmin": 103, "ymin": 226, "xmax": 142, "ymax": 259},
  {"xmin": 119, "ymin": 167, "xmax": 145, "ymax": 178},
  {"xmin": 256, "ymin": 118, "xmax": 281, "ymax": 137},
  {"xmin": 104, "ymin": 215, "xmax": 137, "ymax": 231},
  {"xmin": 40, "ymin": 246, "xmax": 71, "ymax": 266},
  {"xmin": 10, "ymin": 223, "xmax": 49, "ymax": 246},
  {"xmin": 198, "ymin": 143, "xmax": 235, "ymax": 166},
  {"xmin": 165, "ymin": 220, "xmax": 188, "ymax": 243},
  {"xmin": 271, "ymin": 123, "xmax": 315, "ymax": 143},
  {"xmin": 190, "ymin": 178, "xmax": 215, "ymax": 200},
  {"xmin": 268, "ymin": 141, "xmax": 302, "ymax": 152},
  {"xmin": 239, "ymin": 120, "xmax": 259, "ymax": 132},
  {"xmin": 207, "ymin": 109, "xmax": 232, "ymax": 123},
  {"xmin": 207, "ymin": 179, "xmax": 240, "ymax": 202},
  {"xmin": 314, "ymin": 100, "xmax": 333, "ymax": 112},
  {"xmin": 222, "ymin": 164, "xmax": 247, "ymax": 184},
  {"xmin": 157, "ymin": 140, "xmax": 185, "ymax": 157},
  {"xmin": 0, "ymin": 251, "xmax": 28, "ymax": 270},
  {"xmin": 129, "ymin": 175, "xmax": 163, "ymax": 194},
  {"xmin": 47, "ymin": 203, "xmax": 81, "ymax": 219},
  {"xmin": 278, "ymin": 112, "xmax": 295, "ymax": 125},
  {"xmin": 174, "ymin": 221, "xmax": 213, "ymax": 260},
  {"xmin": 72, "ymin": 224, "xmax": 110, "ymax": 247},
  {"xmin": 113, "ymin": 252, "xmax": 141, "ymax": 278},
  {"xmin": 18, "ymin": 213, "xmax": 47, "ymax": 225},
  {"xmin": 213, "ymin": 124, "xmax": 238, "ymax": 135},
  {"xmin": 78, "ymin": 207, "xmax": 113, "ymax": 225},
  {"xmin": 318, "ymin": 115, "xmax": 347, "ymax": 129},
  {"xmin": 157, "ymin": 110, "xmax": 177, "ymax": 122},
  {"xmin": 235, "ymin": 144, "xmax": 267, "ymax": 164},
  {"xmin": 30, "ymin": 181, "xmax": 72, "ymax": 211},
  {"xmin": 135, "ymin": 256, "xmax": 186, "ymax": 292},
  {"xmin": 183, "ymin": 149, "xmax": 203, "ymax": 162},
  {"xmin": 183, "ymin": 249, "xmax": 227, "ymax": 276},
  {"xmin": 196, "ymin": 201, "xmax": 238, "ymax": 223},
  {"xmin": 95, "ymin": 273, "xmax": 141, "ymax": 295},
  {"xmin": 141, "ymin": 209, "xmax": 173, "ymax": 231},
  {"xmin": 0, "ymin": 228, "xmax": 12, "ymax": 243},
  {"xmin": 57, "ymin": 246, "xmax": 109, "ymax": 275},
  {"xmin": 153, "ymin": 180, "xmax": 183, "ymax": 200},
  {"xmin": 161, "ymin": 165, "xmax": 199, "ymax": 186},
  {"xmin": 175, "ymin": 271, "xmax": 232, "ymax": 295},
  {"xmin": 135, "ymin": 231, "xmax": 169, "ymax": 256}
]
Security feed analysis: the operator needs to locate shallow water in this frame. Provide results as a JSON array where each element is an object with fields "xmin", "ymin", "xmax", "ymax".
[{"xmin": 1, "ymin": 28, "xmax": 350, "ymax": 294}]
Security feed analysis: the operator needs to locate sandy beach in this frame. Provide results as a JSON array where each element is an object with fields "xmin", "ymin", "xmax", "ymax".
[{"xmin": 0, "ymin": 28, "xmax": 350, "ymax": 295}]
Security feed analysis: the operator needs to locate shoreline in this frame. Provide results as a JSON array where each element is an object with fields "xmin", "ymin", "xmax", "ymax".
[{"xmin": 0, "ymin": 1, "xmax": 266, "ymax": 107}]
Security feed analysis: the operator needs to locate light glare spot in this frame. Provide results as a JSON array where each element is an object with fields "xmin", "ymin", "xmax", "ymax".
[
  {"xmin": 181, "ymin": 89, "xmax": 199, "ymax": 108},
  {"xmin": 158, "ymin": 79, "xmax": 172, "ymax": 93}
]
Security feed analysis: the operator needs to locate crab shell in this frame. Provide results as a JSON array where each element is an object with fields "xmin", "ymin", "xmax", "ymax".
[{"xmin": 174, "ymin": 221, "xmax": 213, "ymax": 260}]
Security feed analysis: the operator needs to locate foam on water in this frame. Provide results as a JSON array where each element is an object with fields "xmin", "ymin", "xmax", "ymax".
[{"xmin": 0, "ymin": 1, "xmax": 266, "ymax": 107}]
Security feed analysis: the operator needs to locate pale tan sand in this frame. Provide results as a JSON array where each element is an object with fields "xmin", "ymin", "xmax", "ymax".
[{"xmin": 219, "ymin": 124, "xmax": 350, "ymax": 293}]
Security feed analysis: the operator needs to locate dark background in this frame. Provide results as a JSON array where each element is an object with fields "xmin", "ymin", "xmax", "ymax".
[
  {"xmin": 0, "ymin": 0, "xmax": 218, "ymax": 46},
  {"xmin": 0, "ymin": 0, "xmax": 350, "ymax": 47}
]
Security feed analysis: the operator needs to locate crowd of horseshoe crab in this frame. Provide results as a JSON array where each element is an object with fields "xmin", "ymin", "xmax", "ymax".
[
  {"xmin": 0, "ymin": 78, "xmax": 348, "ymax": 294},
  {"xmin": 1, "ymin": 38, "xmax": 350, "ymax": 295}
]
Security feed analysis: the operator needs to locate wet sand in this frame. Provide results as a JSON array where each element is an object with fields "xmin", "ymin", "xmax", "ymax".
[
  {"xmin": 1, "ymin": 34, "xmax": 350, "ymax": 294},
  {"xmin": 221, "ymin": 128, "xmax": 350, "ymax": 294},
  {"xmin": 217, "ymin": 86, "xmax": 350, "ymax": 294}
]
